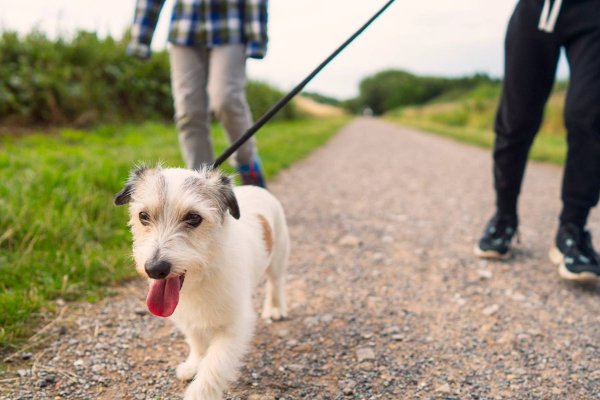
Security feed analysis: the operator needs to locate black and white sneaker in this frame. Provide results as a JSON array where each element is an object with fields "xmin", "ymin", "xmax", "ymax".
[
  {"xmin": 474, "ymin": 214, "xmax": 518, "ymax": 260},
  {"xmin": 550, "ymin": 223, "xmax": 600, "ymax": 282}
]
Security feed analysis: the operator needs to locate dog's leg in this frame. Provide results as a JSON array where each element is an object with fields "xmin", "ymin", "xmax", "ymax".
[
  {"xmin": 176, "ymin": 331, "xmax": 207, "ymax": 381},
  {"xmin": 261, "ymin": 242, "xmax": 288, "ymax": 321},
  {"xmin": 184, "ymin": 318, "xmax": 254, "ymax": 400}
]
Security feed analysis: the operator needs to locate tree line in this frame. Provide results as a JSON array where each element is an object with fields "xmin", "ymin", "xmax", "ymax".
[{"xmin": 344, "ymin": 69, "xmax": 500, "ymax": 115}]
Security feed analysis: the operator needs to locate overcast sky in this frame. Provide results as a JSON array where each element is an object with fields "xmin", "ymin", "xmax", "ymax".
[{"xmin": 2, "ymin": 0, "xmax": 569, "ymax": 98}]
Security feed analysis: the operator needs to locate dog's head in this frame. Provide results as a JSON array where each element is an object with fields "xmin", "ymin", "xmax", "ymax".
[{"xmin": 114, "ymin": 165, "xmax": 240, "ymax": 317}]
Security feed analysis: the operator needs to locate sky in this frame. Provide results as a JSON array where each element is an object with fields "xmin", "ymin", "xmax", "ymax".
[{"xmin": 2, "ymin": 0, "xmax": 569, "ymax": 99}]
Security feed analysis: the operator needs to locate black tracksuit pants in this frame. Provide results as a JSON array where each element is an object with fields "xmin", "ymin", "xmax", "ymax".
[{"xmin": 494, "ymin": 0, "xmax": 600, "ymax": 227}]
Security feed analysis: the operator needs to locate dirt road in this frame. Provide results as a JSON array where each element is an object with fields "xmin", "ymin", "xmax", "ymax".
[{"xmin": 3, "ymin": 118, "xmax": 600, "ymax": 399}]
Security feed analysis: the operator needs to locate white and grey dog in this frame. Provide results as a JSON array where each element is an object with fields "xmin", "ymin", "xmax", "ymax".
[{"xmin": 114, "ymin": 166, "xmax": 289, "ymax": 400}]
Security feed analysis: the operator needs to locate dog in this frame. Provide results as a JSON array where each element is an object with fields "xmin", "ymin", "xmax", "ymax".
[{"xmin": 114, "ymin": 165, "xmax": 289, "ymax": 400}]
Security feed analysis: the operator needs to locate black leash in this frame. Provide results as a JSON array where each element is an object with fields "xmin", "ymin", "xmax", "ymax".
[{"xmin": 211, "ymin": 0, "xmax": 396, "ymax": 169}]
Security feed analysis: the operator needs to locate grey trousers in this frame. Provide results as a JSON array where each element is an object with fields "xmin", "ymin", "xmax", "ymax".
[{"xmin": 169, "ymin": 44, "xmax": 256, "ymax": 169}]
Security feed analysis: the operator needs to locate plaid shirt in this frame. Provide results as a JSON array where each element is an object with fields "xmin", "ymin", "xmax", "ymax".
[{"xmin": 128, "ymin": 0, "xmax": 268, "ymax": 59}]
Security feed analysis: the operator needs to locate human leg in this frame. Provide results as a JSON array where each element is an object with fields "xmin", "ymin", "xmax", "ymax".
[
  {"xmin": 170, "ymin": 45, "xmax": 213, "ymax": 169},
  {"xmin": 207, "ymin": 44, "xmax": 266, "ymax": 187},
  {"xmin": 208, "ymin": 44, "xmax": 255, "ymax": 167},
  {"xmin": 477, "ymin": 0, "xmax": 561, "ymax": 258},
  {"xmin": 493, "ymin": 0, "xmax": 561, "ymax": 217},
  {"xmin": 551, "ymin": 9, "xmax": 600, "ymax": 280},
  {"xmin": 559, "ymin": 23, "xmax": 600, "ymax": 228}
]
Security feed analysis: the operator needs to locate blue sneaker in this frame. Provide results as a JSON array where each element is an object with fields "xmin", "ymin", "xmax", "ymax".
[{"xmin": 237, "ymin": 158, "xmax": 267, "ymax": 188}]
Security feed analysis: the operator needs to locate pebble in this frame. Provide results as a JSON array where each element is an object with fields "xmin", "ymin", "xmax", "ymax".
[
  {"xmin": 482, "ymin": 304, "xmax": 500, "ymax": 316},
  {"xmin": 436, "ymin": 383, "xmax": 451, "ymax": 394},
  {"xmin": 507, "ymin": 290, "xmax": 527, "ymax": 302},
  {"xmin": 382, "ymin": 326, "xmax": 400, "ymax": 335},
  {"xmin": 91, "ymin": 363, "xmax": 105, "ymax": 372},
  {"xmin": 478, "ymin": 269, "xmax": 493, "ymax": 280},
  {"xmin": 372, "ymin": 252, "xmax": 385, "ymax": 263},
  {"xmin": 342, "ymin": 379, "xmax": 357, "ymax": 395},
  {"xmin": 293, "ymin": 343, "xmax": 313, "ymax": 353},
  {"xmin": 17, "ymin": 369, "xmax": 30, "ymax": 377},
  {"xmin": 455, "ymin": 296, "xmax": 467, "ymax": 306},
  {"xmin": 286, "ymin": 364, "xmax": 304, "ymax": 372},
  {"xmin": 356, "ymin": 347, "xmax": 375, "ymax": 362},
  {"xmin": 321, "ymin": 313, "xmax": 334, "ymax": 323},
  {"xmin": 517, "ymin": 333, "xmax": 530, "ymax": 342},
  {"xmin": 381, "ymin": 235, "xmax": 394, "ymax": 243},
  {"xmin": 338, "ymin": 235, "xmax": 362, "ymax": 247}
]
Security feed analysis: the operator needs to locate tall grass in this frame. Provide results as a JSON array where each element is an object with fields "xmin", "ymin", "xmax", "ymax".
[
  {"xmin": 0, "ymin": 116, "xmax": 349, "ymax": 351},
  {"xmin": 387, "ymin": 83, "xmax": 568, "ymax": 165}
]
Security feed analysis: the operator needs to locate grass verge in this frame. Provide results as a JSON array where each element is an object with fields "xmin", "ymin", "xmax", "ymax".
[
  {"xmin": 0, "ymin": 116, "xmax": 349, "ymax": 352},
  {"xmin": 386, "ymin": 117, "xmax": 567, "ymax": 165},
  {"xmin": 386, "ymin": 87, "xmax": 567, "ymax": 165}
]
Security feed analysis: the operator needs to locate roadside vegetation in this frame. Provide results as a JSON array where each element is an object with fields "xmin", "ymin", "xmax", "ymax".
[{"xmin": 386, "ymin": 83, "xmax": 567, "ymax": 165}]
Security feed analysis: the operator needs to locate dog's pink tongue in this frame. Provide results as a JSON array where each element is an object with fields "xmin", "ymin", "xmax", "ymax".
[{"xmin": 146, "ymin": 277, "xmax": 180, "ymax": 317}]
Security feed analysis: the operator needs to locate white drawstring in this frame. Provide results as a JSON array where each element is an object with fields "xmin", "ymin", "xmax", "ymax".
[{"xmin": 538, "ymin": 0, "xmax": 563, "ymax": 33}]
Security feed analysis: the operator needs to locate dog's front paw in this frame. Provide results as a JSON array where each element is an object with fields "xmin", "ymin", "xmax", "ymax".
[
  {"xmin": 261, "ymin": 306, "xmax": 286, "ymax": 321},
  {"xmin": 184, "ymin": 379, "xmax": 222, "ymax": 400},
  {"xmin": 176, "ymin": 360, "xmax": 199, "ymax": 381}
]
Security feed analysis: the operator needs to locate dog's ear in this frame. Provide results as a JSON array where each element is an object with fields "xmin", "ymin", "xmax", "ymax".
[
  {"xmin": 113, "ymin": 166, "xmax": 148, "ymax": 206},
  {"xmin": 218, "ymin": 175, "xmax": 240, "ymax": 219},
  {"xmin": 114, "ymin": 183, "xmax": 134, "ymax": 206}
]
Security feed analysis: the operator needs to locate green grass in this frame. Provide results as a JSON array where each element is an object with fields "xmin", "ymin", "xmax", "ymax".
[
  {"xmin": 386, "ymin": 85, "xmax": 568, "ymax": 165},
  {"xmin": 0, "ymin": 116, "xmax": 349, "ymax": 351}
]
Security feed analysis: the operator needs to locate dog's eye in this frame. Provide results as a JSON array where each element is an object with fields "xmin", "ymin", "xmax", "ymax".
[
  {"xmin": 139, "ymin": 211, "xmax": 151, "ymax": 226},
  {"xmin": 183, "ymin": 212, "xmax": 203, "ymax": 228}
]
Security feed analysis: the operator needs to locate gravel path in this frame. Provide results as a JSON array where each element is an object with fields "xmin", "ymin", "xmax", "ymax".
[{"xmin": 2, "ymin": 118, "xmax": 600, "ymax": 400}]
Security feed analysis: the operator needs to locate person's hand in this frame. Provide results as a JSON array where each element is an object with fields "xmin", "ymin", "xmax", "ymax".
[{"xmin": 127, "ymin": 42, "xmax": 151, "ymax": 60}]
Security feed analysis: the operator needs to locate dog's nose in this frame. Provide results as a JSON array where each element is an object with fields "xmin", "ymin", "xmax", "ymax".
[{"xmin": 144, "ymin": 259, "xmax": 172, "ymax": 279}]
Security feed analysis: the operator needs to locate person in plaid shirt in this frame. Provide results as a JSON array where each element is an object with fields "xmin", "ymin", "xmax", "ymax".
[{"xmin": 128, "ymin": 0, "xmax": 268, "ymax": 187}]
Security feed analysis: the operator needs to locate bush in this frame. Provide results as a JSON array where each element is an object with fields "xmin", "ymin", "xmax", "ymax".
[
  {"xmin": 0, "ymin": 31, "xmax": 297, "ymax": 127},
  {"xmin": 246, "ymin": 81, "xmax": 299, "ymax": 122},
  {"xmin": 0, "ymin": 31, "xmax": 172, "ymax": 125}
]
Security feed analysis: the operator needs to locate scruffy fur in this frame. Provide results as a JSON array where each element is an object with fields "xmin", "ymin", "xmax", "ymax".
[{"xmin": 114, "ymin": 166, "xmax": 289, "ymax": 400}]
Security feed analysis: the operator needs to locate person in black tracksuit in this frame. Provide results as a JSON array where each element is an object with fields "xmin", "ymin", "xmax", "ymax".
[{"xmin": 475, "ymin": 0, "xmax": 600, "ymax": 281}]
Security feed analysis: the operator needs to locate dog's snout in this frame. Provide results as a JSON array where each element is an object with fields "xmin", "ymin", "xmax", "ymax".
[{"xmin": 144, "ymin": 259, "xmax": 172, "ymax": 279}]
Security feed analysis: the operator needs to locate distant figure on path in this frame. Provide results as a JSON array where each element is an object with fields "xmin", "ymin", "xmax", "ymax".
[
  {"xmin": 475, "ymin": 0, "xmax": 600, "ymax": 281},
  {"xmin": 128, "ymin": 0, "xmax": 268, "ymax": 187}
]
